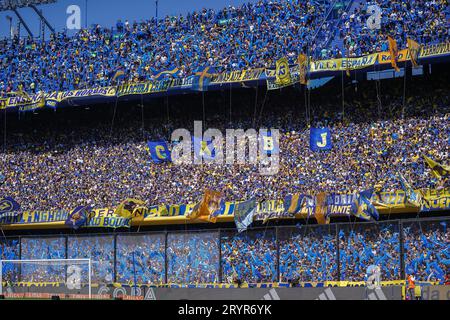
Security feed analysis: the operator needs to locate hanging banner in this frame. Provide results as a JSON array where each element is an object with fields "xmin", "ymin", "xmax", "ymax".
[
  {"xmin": 377, "ymin": 49, "xmax": 410, "ymax": 65},
  {"xmin": 85, "ymin": 209, "xmax": 131, "ymax": 228},
  {"xmin": 310, "ymin": 53, "xmax": 378, "ymax": 73},
  {"xmin": 210, "ymin": 68, "xmax": 265, "ymax": 84},
  {"xmin": 117, "ymin": 81, "xmax": 171, "ymax": 97},
  {"xmin": 419, "ymin": 42, "xmax": 450, "ymax": 59}
]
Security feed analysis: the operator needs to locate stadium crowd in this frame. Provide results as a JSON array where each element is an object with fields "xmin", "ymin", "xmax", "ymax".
[
  {"xmin": 0, "ymin": 0, "xmax": 335, "ymax": 93},
  {"xmin": 221, "ymin": 230, "xmax": 278, "ymax": 283},
  {"xmin": 1, "ymin": 81, "xmax": 448, "ymax": 211},
  {"xmin": 167, "ymin": 232, "xmax": 220, "ymax": 284},
  {"xmin": 338, "ymin": 0, "xmax": 449, "ymax": 58},
  {"xmin": 116, "ymin": 234, "xmax": 166, "ymax": 284},
  {"xmin": 279, "ymin": 225, "xmax": 338, "ymax": 282},
  {"xmin": 0, "ymin": 219, "xmax": 448, "ymax": 284},
  {"xmin": 0, "ymin": 0, "xmax": 448, "ymax": 93}
]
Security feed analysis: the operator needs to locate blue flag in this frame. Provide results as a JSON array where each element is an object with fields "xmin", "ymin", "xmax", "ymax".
[
  {"xmin": 148, "ymin": 141, "xmax": 172, "ymax": 163},
  {"xmin": 192, "ymin": 136, "xmax": 216, "ymax": 161},
  {"xmin": 0, "ymin": 197, "xmax": 21, "ymax": 218},
  {"xmin": 65, "ymin": 205, "xmax": 92, "ymax": 230},
  {"xmin": 260, "ymin": 130, "xmax": 279, "ymax": 155},
  {"xmin": 350, "ymin": 189, "xmax": 379, "ymax": 221},
  {"xmin": 192, "ymin": 66, "xmax": 216, "ymax": 91},
  {"xmin": 234, "ymin": 198, "xmax": 257, "ymax": 233},
  {"xmin": 310, "ymin": 127, "xmax": 332, "ymax": 151},
  {"xmin": 153, "ymin": 66, "xmax": 180, "ymax": 80}
]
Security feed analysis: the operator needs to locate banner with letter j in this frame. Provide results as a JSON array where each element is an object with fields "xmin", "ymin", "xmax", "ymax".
[{"xmin": 310, "ymin": 128, "xmax": 332, "ymax": 152}]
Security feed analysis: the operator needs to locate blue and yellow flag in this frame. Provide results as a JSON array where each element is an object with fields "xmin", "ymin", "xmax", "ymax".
[
  {"xmin": 148, "ymin": 141, "xmax": 172, "ymax": 163},
  {"xmin": 192, "ymin": 66, "xmax": 216, "ymax": 91},
  {"xmin": 153, "ymin": 66, "xmax": 180, "ymax": 80},
  {"xmin": 260, "ymin": 130, "xmax": 279, "ymax": 155},
  {"xmin": 310, "ymin": 128, "xmax": 332, "ymax": 151},
  {"xmin": 275, "ymin": 57, "xmax": 292, "ymax": 86},
  {"xmin": 234, "ymin": 198, "xmax": 257, "ymax": 233},
  {"xmin": 284, "ymin": 193, "xmax": 306, "ymax": 216},
  {"xmin": 0, "ymin": 197, "xmax": 21, "ymax": 218},
  {"xmin": 65, "ymin": 205, "xmax": 92, "ymax": 230},
  {"xmin": 350, "ymin": 189, "xmax": 379, "ymax": 221},
  {"xmin": 424, "ymin": 155, "xmax": 449, "ymax": 179},
  {"xmin": 115, "ymin": 198, "xmax": 147, "ymax": 219},
  {"xmin": 193, "ymin": 136, "xmax": 216, "ymax": 161},
  {"xmin": 112, "ymin": 68, "xmax": 126, "ymax": 82}
]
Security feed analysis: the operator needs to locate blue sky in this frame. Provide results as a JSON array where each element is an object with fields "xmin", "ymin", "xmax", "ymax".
[{"xmin": 0, "ymin": 0, "xmax": 256, "ymax": 38}]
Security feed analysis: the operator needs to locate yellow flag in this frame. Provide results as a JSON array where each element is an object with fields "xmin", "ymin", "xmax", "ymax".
[
  {"xmin": 275, "ymin": 57, "xmax": 292, "ymax": 86},
  {"xmin": 189, "ymin": 189, "xmax": 223, "ymax": 223},
  {"xmin": 297, "ymin": 54, "xmax": 308, "ymax": 85},
  {"xmin": 424, "ymin": 155, "xmax": 449, "ymax": 179},
  {"xmin": 314, "ymin": 192, "xmax": 330, "ymax": 225},
  {"xmin": 387, "ymin": 36, "xmax": 400, "ymax": 72},
  {"xmin": 407, "ymin": 38, "xmax": 421, "ymax": 68},
  {"xmin": 115, "ymin": 198, "xmax": 146, "ymax": 219}
]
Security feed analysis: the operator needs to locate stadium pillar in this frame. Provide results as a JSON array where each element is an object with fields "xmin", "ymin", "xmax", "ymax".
[
  {"xmin": 276, "ymin": 227, "xmax": 280, "ymax": 283},
  {"xmin": 399, "ymin": 220, "xmax": 405, "ymax": 279},
  {"xmin": 218, "ymin": 229, "xmax": 222, "ymax": 283},
  {"xmin": 335, "ymin": 224, "xmax": 340, "ymax": 281},
  {"xmin": 164, "ymin": 231, "xmax": 168, "ymax": 284},
  {"xmin": 114, "ymin": 234, "xmax": 117, "ymax": 283}
]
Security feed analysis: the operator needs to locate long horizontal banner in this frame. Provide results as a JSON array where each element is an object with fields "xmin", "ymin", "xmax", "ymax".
[
  {"xmin": 1, "ymin": 188, "xmax": 448, "ymax": 229},
  {"xmin": 2, "ymin": 42, "xmax": 449, "ymax": 111}
]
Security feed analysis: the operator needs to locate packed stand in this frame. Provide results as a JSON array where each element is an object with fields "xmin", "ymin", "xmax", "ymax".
[
  {"xmin": 338, "ymin": 0, "xmax": 449, "ymax": 57},
  {"xmin": 0, "ymin": 0, "xmax": 335, "ymax": 93},
  {"xmin": 116, "ymin": 234, "xmax": 166, "ymax": 285},
  {"xmin": 1, "ymin": 78, "xmax": 449, "ymax": 211},
  {"xmin": 221, "ymin": 230, "xmax": 277, "ymax": 283},
  {"xmin": 167, "ymin": 232, "xmax": 220, "ymax": 284},
  {"xmin": 339, "ymin": 222, "xmax": 401, "ymax": 281},
  {"xmin": 67, "ymin": 235, "xmax": 115, "ymax": 283},
  {"xmin": 403, "ymin": 220, "xmax": 449, "ymax": 282},
  {"xmin": 279, "ymin": 225, "xmax": 338, "ymax": 282}
]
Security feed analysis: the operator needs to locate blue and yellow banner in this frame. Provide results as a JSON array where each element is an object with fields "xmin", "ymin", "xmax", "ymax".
[
  {"xmin": 148, "ymin": 141, "xmax": 172, "ymax": 163},
  {"xmin": 310, "ymin": 127, "xmax": 332, "ymax": 151},
  {"xmin": 192, "ymin": 66, "xmax": 216, "ymax": 91},
  {"xmin": 86, "ymin": 208, "xmax": 132, "ymax": 228}
]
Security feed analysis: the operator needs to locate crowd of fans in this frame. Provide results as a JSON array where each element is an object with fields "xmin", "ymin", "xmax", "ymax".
[
  {"xmin": 404, "ymin": 220, "xmax": 449, "ymax": 282},
  {"xmin": 279, "ymin": 225, "xmax": 338, "ymax": 282},
  {"xmin": 0, "ymin": 0, "xmax": 335, "ymax": 93},
  {"xmin": 116, "ymin": 234, "xmax": 166, "ymax": 284},
  {"xmin": 338, "ymin": 0, "xmax": 449, "ymax": 58},
  {"xmin": 1, "ymin": 0, "xmax": 448, "ymax": 94},
  {"xmin": 221, "ymin": 230, "xmax": 278, "ymax": 283},
  {"xmin": 1, "ymin": 79, "xmax": 448, "ymax": 211},
  {"xmin": 67, "ymin": 235, "xmax": 115, "ymax": 283},
  {"xmin": 339, "ymin": 222, "xmax": 400, "ymax": 281},
  {"xmin": 167, "ymin": 232, "xmax": 220, "ymax": 284},
  {"xmin": 0, "ymin": 218, "xmax": 447, "ymax": 284}
]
